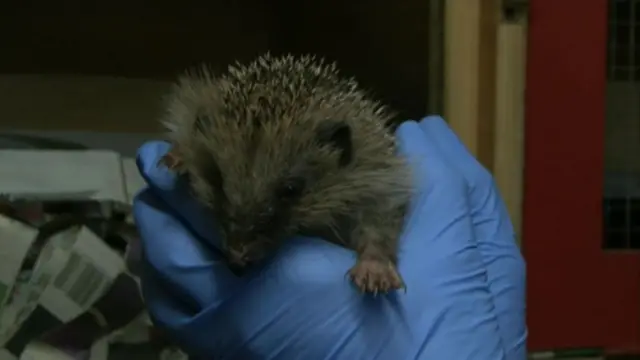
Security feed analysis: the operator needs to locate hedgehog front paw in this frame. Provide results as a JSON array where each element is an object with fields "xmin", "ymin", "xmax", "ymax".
[
  {"xmin": 158, "ymin": 149, "xmax": 186, "ymax": 173},
  {"xmin": 347, "ymin": 259, "xmax": 405, "ymax": 295}
]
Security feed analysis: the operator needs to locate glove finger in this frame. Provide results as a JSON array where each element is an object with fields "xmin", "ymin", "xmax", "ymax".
[
  {"xmin": 419, "ymin": 116, "xmax": 516, "ymax": 242},
  {"xmin": 394, "ymin": 121, "xmax": 478, "ymax": 265},
  {"xmin": 397, "ymin": 119, "xmax": 511, "ymax": 357},
  {"xmin": 133, "ymin": 188, "xmax": 240, "ymax": 310},
  {"xmin": 136, "ymin": 141, "xmax": 222, "ymax": 249},
  {"xmin": 419, "ymin": 116, "xmax": 493, "ymax": 185},
  {"xmin": 395, "ymin": 120, "xmax": 463, "ymax": 189},
  {"xmin": 418, "ymin": 116, "xmax": 518, "ymax": 250},
  {"xmin": 419, "ymin": 116, "xmax": 527, "ymax": 357},
  {"xmin": 138, "ymin": 252, "xmax": 200, "ymax": 344}
]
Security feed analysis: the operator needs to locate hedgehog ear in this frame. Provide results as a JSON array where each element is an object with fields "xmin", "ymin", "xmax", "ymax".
[{"xmin": 315, "ymin": 122, "xmax": 353, "ymax": 167}]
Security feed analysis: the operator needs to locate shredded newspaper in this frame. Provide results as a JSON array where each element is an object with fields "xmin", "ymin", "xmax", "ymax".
[{"xmin": 0, "ymin": 148, "xmax": 186, "ymax": 359}]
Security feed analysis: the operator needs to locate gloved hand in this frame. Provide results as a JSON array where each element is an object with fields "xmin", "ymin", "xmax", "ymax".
[{"xmin": 133, "ymin": 116, "xmax": 527, "ymax": 360}]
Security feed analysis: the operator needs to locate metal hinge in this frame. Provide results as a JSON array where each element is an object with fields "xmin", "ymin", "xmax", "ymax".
[{"xmin": 502, "ymin": 0, "xmax": 529, "ymax": 22}]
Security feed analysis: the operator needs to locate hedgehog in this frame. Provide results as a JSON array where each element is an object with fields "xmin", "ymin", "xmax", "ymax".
[{"xmin": 159, "ymin": 54, "xmax": 413, "ymax": 294}]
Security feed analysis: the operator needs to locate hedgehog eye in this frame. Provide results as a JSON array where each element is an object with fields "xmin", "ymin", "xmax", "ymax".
[
  {"xmin": 315, "ymin": 122, "xmax": 353, "ymax": 167},
  {"xmin": 194, "ymin": 114, "xmax": 209, "ymax": 135},
  {"xmin": 195, "ymin": 153, "xmax": 225, "ymax": 201},
  {"xmin": 276, "ymin": 177, "xmax": 306, "ymax": 199}
]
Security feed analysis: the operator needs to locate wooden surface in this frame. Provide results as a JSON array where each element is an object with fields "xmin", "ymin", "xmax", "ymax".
[
  {"xmin": 444, "ymin": 0, "xmax": 499, "ymax": 170},
  {"xmin": 427, "ymin": 0, "xmax": 445, "ymax": 114},
  {"xmin": 444, "ymin": 1, "xmax": 526, "ymax": 248},
  {"xmin": 493, "ymin": 22, "xmax": 526, "ymax": 246},
  {"xmin": 477, "ymin": 0, "xmax": 499, "ymax": 171}
]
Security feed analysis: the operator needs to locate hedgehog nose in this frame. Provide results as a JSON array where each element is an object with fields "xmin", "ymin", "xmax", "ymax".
[
  {"xmin": 228, "ymin": 245, "xmax": 248, "ymax": 265},
  {"xmin": 227, "ymin": 228, "xmax": 254, "ymax": 258},
  {"xmin": 228, "ymin": 220, "xmax": 254, "ymax": 235}
]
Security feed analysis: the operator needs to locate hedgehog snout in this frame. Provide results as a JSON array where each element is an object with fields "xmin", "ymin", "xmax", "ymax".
[
  {"xmin": 226, "ymin": 236, "xmax": 269, "ymax": 265},
  {"xmin": 227, "ymin": 245, "xmax": 247, "ymax": 265},
  {"xmin": 225, "ymin": 222, "xmax": 261, "ymax": 260}
]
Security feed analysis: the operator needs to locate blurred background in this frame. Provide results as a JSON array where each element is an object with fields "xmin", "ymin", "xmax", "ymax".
[{"xmin": 0, "ymin": 0, "xmax": 636, "ymax": 359}]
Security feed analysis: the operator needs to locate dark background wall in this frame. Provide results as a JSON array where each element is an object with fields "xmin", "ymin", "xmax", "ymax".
[
  {"xmin": 0, "ymin": 1, "xmax": 431, "ymax": 130},
  {"xmin": 271, "ymin": 0, "xmax": 430, "ymax": 121}
]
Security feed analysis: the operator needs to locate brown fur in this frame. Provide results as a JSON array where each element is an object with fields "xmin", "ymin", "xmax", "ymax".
[{"xmin": 160, "ymin": 54, "xmax": 413, "ymax": 293}]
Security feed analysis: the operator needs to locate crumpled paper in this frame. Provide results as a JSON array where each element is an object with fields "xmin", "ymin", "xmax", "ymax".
[
  {"xmin": 0, "ymin": 135, "xmax": 185, "ymax": 359},
  {"xmin": 0, "ymin": 198, "xmax": 185, "ymax": 360}
]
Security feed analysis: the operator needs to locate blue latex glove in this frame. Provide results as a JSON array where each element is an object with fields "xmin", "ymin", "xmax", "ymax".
[{"xmin": 133, "ymin": 116, "xmax": 527, "ymax": 360}]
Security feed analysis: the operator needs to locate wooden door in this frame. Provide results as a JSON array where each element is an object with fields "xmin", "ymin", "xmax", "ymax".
[{"xmin": 524, "ymin": 0, "xmax": 640, "ymax": 353}]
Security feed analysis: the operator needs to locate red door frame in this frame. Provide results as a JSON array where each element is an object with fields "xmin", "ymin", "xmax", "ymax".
[{"xmin": 524, "ymin": 0, "xmax": 640, "ymax": 352}]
